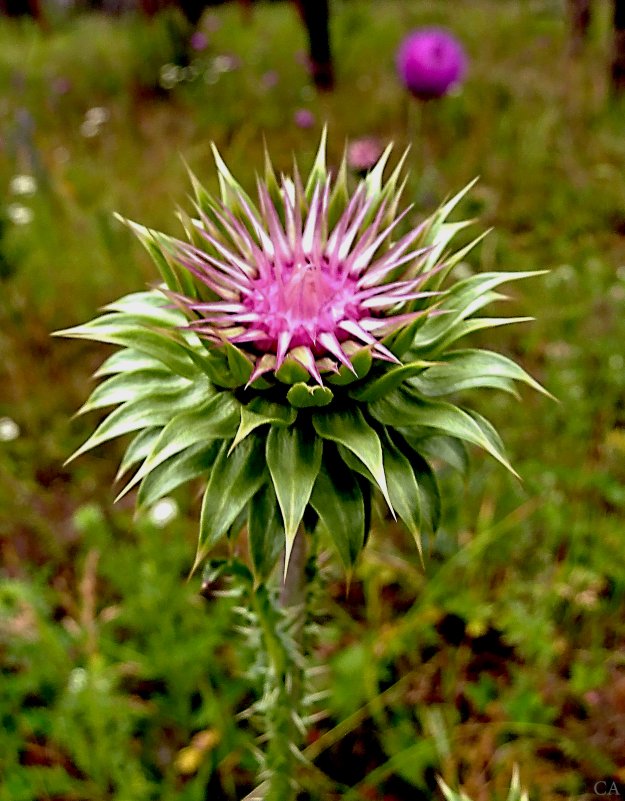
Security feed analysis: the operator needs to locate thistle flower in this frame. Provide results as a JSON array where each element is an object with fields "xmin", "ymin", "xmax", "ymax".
[
  {"xmin": 347, "ymin": 136, "xmax": 385, "ymax": 176},
  {"xmin": 396, "ymin": 27, "xmax": 467, "ymax": 100},
  {"xmin": 58, "ymin": 132, "xmax": 546, "ymax": 578}
]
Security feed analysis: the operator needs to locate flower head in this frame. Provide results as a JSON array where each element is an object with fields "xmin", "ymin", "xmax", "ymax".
[
  {"xmin": 396, "ymin": 27, "xmax": 467, "ymax": 100},
  {"xmin": 58, "ymin": 133, "xmax": 546, "ymax": 578}
]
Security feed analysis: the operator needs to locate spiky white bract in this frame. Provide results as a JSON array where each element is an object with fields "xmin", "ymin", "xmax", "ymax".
[{"xmin": 57, "ymin": 133, "xmax": 547, "ymax": 577}]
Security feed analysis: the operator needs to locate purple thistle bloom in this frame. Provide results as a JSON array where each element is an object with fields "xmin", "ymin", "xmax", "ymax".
[
  {"xmin": 347, "ymin": 136, "xmax": 385, "ymax": 175},
  {"xmin": 190, "ymin": 31, "xmax": 209, "ymax": 52},
  {"xmin": 169, "ymin": 143, "xmax": 438, "ymax": 386},
  {"xmin": 396, "ymin": 27, "xmax": 467, "ymax": 100},
  {"xmin": 294, "ymin": 108, "xmax": 315, "ymax": 129}
]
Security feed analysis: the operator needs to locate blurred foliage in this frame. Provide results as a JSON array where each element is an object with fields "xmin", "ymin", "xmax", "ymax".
[{"xmin": 1, "ymin": 0, "xmax": 625, "ymax": 798}]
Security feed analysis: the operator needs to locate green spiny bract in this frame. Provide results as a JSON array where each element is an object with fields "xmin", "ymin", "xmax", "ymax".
[{"xmin": 57, "ymin": 132, "xmax": 548, "ymax": 577}]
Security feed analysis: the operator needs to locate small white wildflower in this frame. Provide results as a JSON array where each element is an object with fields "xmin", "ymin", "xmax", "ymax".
[
  {"xmin": 148, "ymin": 497, "xmax": 179, "ymax": 527},
  {"xmin": 0, "ymin": 417, "xmax": 20, "ymax": 442},
  {"xmin": 9, "ymin": 175, "xmax": 37, "ymax": 196},
  {"xmin": 159, "ymin": 64, "xmax": 182, "ymax": 90},
  {"xmin": 85, "ymin": 106, "xmax": 109, "ymax": 125},
  {"xmin": 68, "ymin": 667, "xmax": 88, "ymax": 694},
  {"xmin": 6, "ymin": 204, "xmax": 33, "ymax": 225},
  {"xmin": 80, "ymin": 120, "xmax": 100, "ymax": 138}
]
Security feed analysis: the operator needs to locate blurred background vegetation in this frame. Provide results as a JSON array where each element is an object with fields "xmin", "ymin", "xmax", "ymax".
[{"xmin": 1, "ymin": 0, "xmax": 625, "ymax": 798}]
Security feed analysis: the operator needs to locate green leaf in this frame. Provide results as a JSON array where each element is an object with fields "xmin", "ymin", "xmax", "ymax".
[
  {"xmin": 103, "ymin": 291, "xmax": 184, "ymax": 326},
  {"xmin": 78, "ymin": 370, "xmax": 189, "ymax": 414},
  {"xmin": 67, "ymin": 379, "xmax": 210, "ymax": 463},
  {"xmin": 369, "ymin": 388, "xmax": 517, "ymax": 476},
  {"xmin": 411, "ymin": 271, "xmax": 545, "ymax": 353},
  {"xmin": 137, "ymin": 441, "xmax": 221, "ymax": 508},
  {"xmin": 286, "ymin": 382, "xmax": 334, "ymax": 408},
  {"xmin": 350, "ymin": 361, "xmax": 434, "ymax": 403},
  {"xmin": 248, "ymin": 483, "xmax": 284, "ymax": 583},
  {"xmin": 231, "ymin": 398, "xmax": 296, "ymax": 451},
  {"xmin": 383, "ymin": 313, "xmax": 431, "ymax": 360},
  {"xmin": 400, "ymin": 433, "xmax": 469, "ymax": 475},
  {"xmin": 196, "ymin": 437, "xmax": 266, "ymax": 567},
  {"xmin": 394, "ymin": 434, "xmax": 441, "ymax": 533},
  {"xmin": 266, "ymin": 425, "xmax": 322, "ymax": 568},
  {"xmin": 310, "ymin": 453, "xmax": 365, "ymax": 570},
  {"xmin": 116, "ymin": 427, "xmax": 162, "ymax": 480},
  {"xmin": 94, "ymin": 348, "xmax": 164, "ymax": 377},
  {"xmin": 411, "ymin": 349, "xmax": 550, "ymax": 398},
  {"xmin": 313, "ymin": 408, "xmax": 393, "ymax": 511},
  {"xmin": 382, "ymin": 433, "xmax": 423, "ymax": 559},
  {"xmin": 115, "ymin": 218, "xmax": 181, "ymax": 292},
  {"xmin": 57, "ymin": 315, "xmax": 199, "ymax": 380},
  {"xmin": 120, "ymin": 392, "xmax": 240, "ymax": 497}
]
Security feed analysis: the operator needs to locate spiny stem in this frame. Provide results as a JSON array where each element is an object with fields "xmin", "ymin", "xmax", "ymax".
[{"xmin": 252, "ymin": 527, "xmax": 309, "ymax": 801}]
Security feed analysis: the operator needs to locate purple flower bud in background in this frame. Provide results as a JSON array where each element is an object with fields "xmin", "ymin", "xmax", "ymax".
[
  {"xmin": 396, "ymin": 27, "xmax": 467, "ymax": 100},
  {"xmin": 347, "ymin": 136, "xmax": 384, "ymax": 175},
  {"xmin": 294, "ymin": 108, "xmax": 315, "ymax": 129},
  {"xmin": 190, "ymin": 31, "xmax": 208, "ymax": 52}
]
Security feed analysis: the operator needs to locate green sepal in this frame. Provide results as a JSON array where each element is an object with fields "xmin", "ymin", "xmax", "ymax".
[
  {"xmin": 305, "ymin": 126, "xmax": 328, "ymax": 201},
  {"xmin": 275, "ymin": 355, "xmax": 312, "ymax": 385},
  {"xmin": 382, "ymin": 312, "xmax": 431, "ymax": 360},
  {"xmin": 286, "ymin": 382, "xmax": 334, "ymax": 408},
  {"xmin": 312, "ymin": 408, "xmax": 393, "ymax": 511},
  {"xmin": 137, "ymin": 441, "xmax": 221, "ymax": 508},
  {"xmin": 195, "ymin": 437, "xmax": 266, "ymax": 569},
  {"xmin": 231, "ymin": 397, "xmax": 297, "ymax": 451},
  {"xmin": 266, "ymin": 425, "xmax": 323, "ymax": 570},
  {"xmin": 310, "ymin": 451, "xmax": 365, "ymax": 571},
  {"xmin": 248, "ymin": 482, "xmax": 285, "ymax": 584},
  {"xmin": 349, "ymin": 361, "xmax": 434, "ymax": 403},
  {"xmin": 202, "ymin": 349, "xmax": 243, "ymax": 389},
  {"xmin": 326, "ymin": 345, "xmax": 373, "ymax": 386},
  {"xmin": 224, "ymin": 341, "xmax": 254, "ymax": 385}
]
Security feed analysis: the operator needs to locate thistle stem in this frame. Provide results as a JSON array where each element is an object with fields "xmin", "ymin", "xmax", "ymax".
[{"xmin": 252, "ymin": 527, "xmax": 309, "ymax": 801}]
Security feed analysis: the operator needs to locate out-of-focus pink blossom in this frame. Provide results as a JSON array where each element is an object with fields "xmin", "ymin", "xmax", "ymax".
[{"xmin": 347, "ymin": 137, "xmax": 385, "ymax": 175}]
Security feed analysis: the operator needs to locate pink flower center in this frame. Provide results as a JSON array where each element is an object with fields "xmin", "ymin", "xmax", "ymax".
[{"xmin": 246, "ymin": 257, "xmax": 358, "ymax": 350}]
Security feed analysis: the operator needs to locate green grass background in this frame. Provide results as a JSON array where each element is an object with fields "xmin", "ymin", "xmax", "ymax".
[{"xmin": 1, "ymin": 1, "xmax": 625, "ymax": 798}]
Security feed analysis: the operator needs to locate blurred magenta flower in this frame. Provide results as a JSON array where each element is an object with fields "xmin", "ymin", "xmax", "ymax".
[
  {"xmin": 261, "ymin": 70, "xmax": 279, "ymax": 90},
  {"xmin": 190, "ymin": 31, "xmax": 208, "ymax": 52},
  {"xmin": 396, "ymin": 27, "xmax": 467, "ymax": 100},
  {"xmin": 347, "ymin": 136, "xmax": 384, "ymax": 175},
  {"xmin": 294, "ymin": 108, "xmax": 315, "ymax": 129}
]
